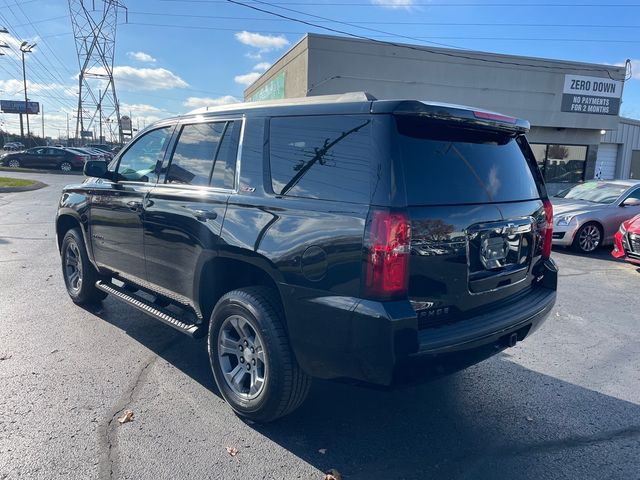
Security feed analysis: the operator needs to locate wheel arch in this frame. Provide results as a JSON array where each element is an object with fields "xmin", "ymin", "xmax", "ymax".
[{"xmin": 195, "ymin": 255, "xmax": 284, "ymax": 326}]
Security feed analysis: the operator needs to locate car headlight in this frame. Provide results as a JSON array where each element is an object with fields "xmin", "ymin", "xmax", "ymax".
[{"xmin": 556, "ymin": 215, "xmax": 575, "ymax": 226}]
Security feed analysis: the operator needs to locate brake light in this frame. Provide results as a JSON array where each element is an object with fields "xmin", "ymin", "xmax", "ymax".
[
  {"xmin": 473, "ymin": 110, "xmax": 517, "ymax": 124},
  {"xmin": 542, "ymin": 199, "xmax": 553, "ymax": 258},
  {"xmin": 364, "ymin": 209, "xmax": 411, "ymax": 298}
]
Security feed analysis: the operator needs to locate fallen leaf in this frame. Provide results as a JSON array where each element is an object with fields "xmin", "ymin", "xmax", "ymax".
[
  {"xmin": 117, "ymin": 410, "xmax": 134, "ymax": 424},
  {"xmin": 526, "ymin": 416, "xmax": 533, "ymax": 422},
  {"xmin": 324, "ymin": 469, "xmax": 341, "ymax": 480},
  {"xmin": 50, "ymin": 349, "xmax": 59, "ymax": 354},
  {"xmin": 226, "ymin": 447, "xmax": 238, "ymax": 457},
  {"xmin": 0, "ymin": 354, "xmax": 12, "ymax": 361},
  {"xmin": 318, "ymin": 448, "xmax": 327, "ymax": 454}
]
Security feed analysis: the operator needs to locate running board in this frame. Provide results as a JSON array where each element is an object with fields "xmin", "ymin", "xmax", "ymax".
[{"xmin": 95, "ymin": 280, "xmax": 204, "ymax": 338}]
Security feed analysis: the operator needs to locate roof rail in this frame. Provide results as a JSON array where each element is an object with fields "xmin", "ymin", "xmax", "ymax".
[{"xmin": 185, "ymin": 91, "xmax": 377, "ymax": 115}]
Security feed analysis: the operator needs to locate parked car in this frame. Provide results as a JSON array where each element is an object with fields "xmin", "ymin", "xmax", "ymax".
[
  {"xmin": 612, "ymin": 214, "xmax": 640, "ymax": 266},
  {"xmin": 85, "ymin": 143, "xmax": 112, "ymax": 153},
  {"xmin": 551, "ymin": 180, "xmax": 640, "ymax": 253},
  {"xmin": 2, "ymin": 142, "xmax": 25, "ymax": 151},
  {"xmin": 67, "ymin": 147, "xmax": 110, "ymax": 162},
  {"xmin": 1, "ymin": 146, "xmax": 88, "ymax": 171},
  {"xmin": 56, "ymin": 94, "xmax": 557, "ymax": 422}
]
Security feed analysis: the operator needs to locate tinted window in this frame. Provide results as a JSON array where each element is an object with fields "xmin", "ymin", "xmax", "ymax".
[
  {"xmin": 117, "ymin": 127, "xmax": 173, "ymax": 182},
  {"xmin": 269, "ymin": 115, "xmax": 372, "ymax": 203},
  {"xmin": 211, "ymin": 121, "xmax": 239, "ymax": 189},
  {"xmin": 530, "ymin": 143, "xmax": 588, "ymax": 183},
  {"xmin": 395, "ymin": 116, "xmax": 540, "ymax": 205},
  {"xmin": 167, "ymin": 122, "xmax": 225, "ymax": 186}
]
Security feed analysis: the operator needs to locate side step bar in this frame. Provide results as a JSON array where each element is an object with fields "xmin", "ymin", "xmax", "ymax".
[{"xmin": 95, "ymin": 280, "xmax": 204, "ymax": 338}]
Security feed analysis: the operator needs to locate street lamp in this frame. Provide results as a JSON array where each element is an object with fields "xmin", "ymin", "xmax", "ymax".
[{"xmin": 19, "ymin": 41, "xmax": 36, "ymax": 144}]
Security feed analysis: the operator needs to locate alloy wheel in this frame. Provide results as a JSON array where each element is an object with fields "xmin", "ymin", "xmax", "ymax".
[
  {"xmin": 60, "ymin": 162, "xmax": 72, "ymax": 172},
  {"xmin": 217, "ymin": 314, "xmax": 267, "ymax": 399},
  {"xmin": 578, "ymin": 224, "xmax": 601, "ymax": 252},
  {"xmin": 64, "ymin": 241, "xmax": 83, "ymax": 293},
  {"xmin": 8, "ymin": 159, "xmax": 20, "ymax": 168}
]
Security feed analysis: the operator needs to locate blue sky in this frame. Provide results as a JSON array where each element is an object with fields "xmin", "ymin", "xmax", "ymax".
[{"xmin": 0, "ymin": 0, "xmax": 638, "ymax": 138}]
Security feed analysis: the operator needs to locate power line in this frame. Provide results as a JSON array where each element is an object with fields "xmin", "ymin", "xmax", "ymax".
[
  {"xmin": 161, "ymin": 0, "xmax": 640, "ymax": 6},
  {"xmin": 127, "ymin": 11, "xmax": 640, "ymax": 28},
  {"xmin": 225, "ymin": 0, "xmax": 627, "ymax": 80},
  {"xmin": 124, "ymin": 22, "xmax": 640, "ymax": 44}
]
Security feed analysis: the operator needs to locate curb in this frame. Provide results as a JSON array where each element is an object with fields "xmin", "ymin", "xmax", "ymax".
[
  {"xmin": 0, "ymin": 166, "xmax": 82, "ymax": 176},
  {"xmin": 0, "ymin": 180, "xmax": 48, "ymax": 193}
]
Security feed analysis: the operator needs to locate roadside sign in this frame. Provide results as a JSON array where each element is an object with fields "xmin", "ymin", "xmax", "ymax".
[
  {"xmin": 120, "ymin": 115, "xmax": 132, "ymax": 131},
  {"xmin": 0, "ymin": 100, "xmax": 40, "ymax": 114},
  {"xmin": 81, "ymin": 130, "xmax": 93, "ymax": 138},
  {"xmin": 561, "ymin": 75, "xmax": 623, "ymax": 116}
]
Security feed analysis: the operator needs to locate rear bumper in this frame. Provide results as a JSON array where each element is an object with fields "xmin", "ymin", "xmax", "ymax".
[{"xmin": 286, "ymin": 259, "xmax": 558, "ymax": 386}]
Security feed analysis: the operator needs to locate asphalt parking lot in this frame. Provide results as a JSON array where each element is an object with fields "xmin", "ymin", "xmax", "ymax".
[{"xmin": 1, "ymin": 171, "xmax": 639, "ymax": 480}]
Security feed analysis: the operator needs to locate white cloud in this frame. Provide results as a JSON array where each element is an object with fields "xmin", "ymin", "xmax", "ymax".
[
  {"xmin": 121, "ymin": 103, "xmax": 163, "ymax": 114},
  {"xmin": 371, "ymin": 0, "xmax": 415, "ymax": 9},
  {"xmin": 253, "ymin": 62, "xmax": 271, "ymax": 72},
  {"xmin": 235, "ymin": 31, "xmax": 289, "ymax": 52},
  {"xmin": 87, "ymin": 66, "xmax": 188, "ymax": 91},
  {"xmin": 234, "ymin": 72, "xmax": 262, "ymax": 86},
  {"xmin": 183, "ymin": 95, "xmax": 239, "ymax": 108},
  {"xmin": 0, "ymin": 31, "xmax": 38, "ymax": 59},
  {"xmin": 0, "ymin": 78, "xmax": 75, "ymax": 97},
  {"xmin": 245, "ymin": 52, "xmax": 262, "ymax": 60},
  {"xmin": 127, "ymin": 51, "xmax": 156, "ymax": 63}
]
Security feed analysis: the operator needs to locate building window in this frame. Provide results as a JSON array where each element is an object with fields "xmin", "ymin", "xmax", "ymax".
[{"xmin": 530, "ymin": 143, "xmax": 588, "ymax": 183}]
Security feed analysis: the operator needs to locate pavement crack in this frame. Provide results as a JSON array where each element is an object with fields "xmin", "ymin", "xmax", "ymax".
[{"xmin": 97, "ymin": 337, "xmax": 182, "ymax": 480}]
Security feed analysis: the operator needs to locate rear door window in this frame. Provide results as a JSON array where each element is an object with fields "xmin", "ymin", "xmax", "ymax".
[
  {"xmin": 269, "ymin": 115, "xmax": 372, "ymax": 204},
  {"xmin": 394, "ymin": 116, "xmax": 541, "ymax": 205},
  {"xmin": 166, "ymin": 120, "xmax": 239, "ymax": 189}
]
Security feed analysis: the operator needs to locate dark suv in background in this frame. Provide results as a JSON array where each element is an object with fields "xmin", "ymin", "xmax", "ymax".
[{"xmin": 56, "ymin": 93, "xmax": 557, "ymax": 422}]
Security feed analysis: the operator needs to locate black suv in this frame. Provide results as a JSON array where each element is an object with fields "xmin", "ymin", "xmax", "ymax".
[{"xmin": 56, "ymin": 93, "xmax": 557, "ymax": 422}]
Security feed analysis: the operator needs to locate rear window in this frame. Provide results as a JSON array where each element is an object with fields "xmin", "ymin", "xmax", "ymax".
[
  {"xmin": 269, "ymin": 115, "xmax": 372, "ymax": 204},
  {"xmin": 395, "ymin": 116, "xmax": 541, "ymax": 205}
]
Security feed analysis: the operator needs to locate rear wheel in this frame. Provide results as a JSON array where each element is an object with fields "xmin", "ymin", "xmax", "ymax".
[
  {"xmin": 208, "ymin": 287, "xmax": 311, "ymax": 423},
  {"xmin": 7, "ymin": 158, "xmax": 20, "ymax": 168},
  {"xmin": 572, "ymin": 222, "xmax": 602, "ymax": 254},
  {"xmin": 61, "ymin": 228, "xmax": 107, "ymax": 304},
  {"xmin": 59, "ymin": 161, "xmax": 73, "ymax": 172}
]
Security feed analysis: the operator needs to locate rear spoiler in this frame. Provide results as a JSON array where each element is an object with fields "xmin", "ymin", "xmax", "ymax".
[{"xmin": 388, "ymin": 100, "xmax": 530, "ymax": 134}]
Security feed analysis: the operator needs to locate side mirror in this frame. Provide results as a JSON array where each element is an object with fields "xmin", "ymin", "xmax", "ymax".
[
  {"xmin": 84, "ymin": 160, "xmax": 111, "ymax": 180},
  {"xmin": 621, "ymin": 197, "xmax": 640, "ymax": 207}
]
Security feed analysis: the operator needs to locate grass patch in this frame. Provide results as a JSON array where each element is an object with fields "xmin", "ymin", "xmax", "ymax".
[{"xmin": 0, "ymin": 177, "xmax": 37, "ymax": 188}]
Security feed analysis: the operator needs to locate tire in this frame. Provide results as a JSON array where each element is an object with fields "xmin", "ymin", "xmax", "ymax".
[
  {"xmin": 59, "ymin": 161, "xmax": 73, "ymax": 172},
  {"xmin": 61, "ymin": 228, "xmax": 108, "ymax": 305},
  {"xmin": 208, "ymin": 287, "xmax": 311, "ymax": 423},
  {"xmin": 7, "ymin": 158, "xmax": 20, "ymax": 168},
  {"xmin": 572, "ymin": 222, "xmax": 603, "ymax": 254}
]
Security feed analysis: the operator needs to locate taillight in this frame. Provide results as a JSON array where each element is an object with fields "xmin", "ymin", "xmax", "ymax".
[
  {"xmin": 364, "ymin": 209, "xmax": 411, "ymax": 299},
  {"xmin": 542, "ymin": 199, "xmax": 553, "ymax": 258},
  {"xmin": 473, "ymin": 110, "xmax": 517, "ymax": 124}
]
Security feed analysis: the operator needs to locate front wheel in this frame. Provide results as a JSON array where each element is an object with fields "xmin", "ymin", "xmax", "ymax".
[
  {"xmin": 59, "ymin": 161, "xmax": 73, "ymax": 172},
  {"xmin": 208, "ymin": 287, "xmax": 311, "ymax": 423},
  {"xmin": 61, "ymin": 228, "xmax": 107, "ymax": 304},
  {"xmin": 572, "ymin": 222, "xmax": 603, "ymax": 254},
  {"xmin": 7, "ymin": 158, "xmax": 20, "ymax": 168}
]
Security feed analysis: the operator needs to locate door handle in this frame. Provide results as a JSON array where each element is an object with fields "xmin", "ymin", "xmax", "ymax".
[
  {"xmin": 127, "ymin": 200, "xmax": 143, "ymax": 211},
  {"xmin": 191, "ymin": 209, "xmax": 218, "ymax": 221}
]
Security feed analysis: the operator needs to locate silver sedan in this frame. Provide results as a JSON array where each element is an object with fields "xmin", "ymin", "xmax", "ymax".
[{"xmin": 551, "ymin": 180, "xmax": 640, "ymax": 254}]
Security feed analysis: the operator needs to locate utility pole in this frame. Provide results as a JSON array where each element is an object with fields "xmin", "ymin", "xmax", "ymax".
[
  {"xmin": 66, "ymin": 112, "xmax": 70, "ymax": 145},
  {"xmin": 20, "ymin": 42, "xmax": 36, "ymax": 146},
  {"xmin": 41, "ymin": 104, "xmax": 45, "ymax": 142},
  {"xmin": 98, "ymin": 88, "xmax": 102, "ymax": 143}
]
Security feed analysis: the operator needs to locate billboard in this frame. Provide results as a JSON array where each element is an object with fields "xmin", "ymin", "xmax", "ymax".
[
  {"xmin": 561, "ymin": 75, "xmax": 623, "ymax": 116},
  {"xmin": 120, "ymin": 115, "xmax": 132, "ymax": 131},
  {"xmin": 0, "ymin": 100, "xmax": 40, "ymax": 114},
  {"xmin": 249, "ymin": 72, "xmax": 285, "ymax": 102}
]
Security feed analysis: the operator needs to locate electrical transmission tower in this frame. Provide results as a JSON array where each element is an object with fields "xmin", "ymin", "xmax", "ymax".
[{"xmin": 68, "ymin": 0, "xmax": 127, "ymax": 144}]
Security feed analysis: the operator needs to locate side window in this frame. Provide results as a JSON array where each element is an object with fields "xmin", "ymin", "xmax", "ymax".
[
  {"xmin": 626, "ymin": 188, "xmax": 640, "ymax": 201},
  {"xmin": 166, "ymin": 120, "xmax": 239, "ymax": 189},
  {"xmin": 117, "ymin": 127, "xmax": 173, "ymax": 182},
  {"xmin": 210, "ymin": 121, "xmax": 239, "ymax": 190},
  {"xmin": 167, "ymin": 122, "xmax": 225, "ymax": 186},
  {"xmin": 269, "ymin": 115, "xmax": 372, "ymax": 203},
  {"xmin": 47, "ymin": 148, "xmax": 63, "ymax": 156}
]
